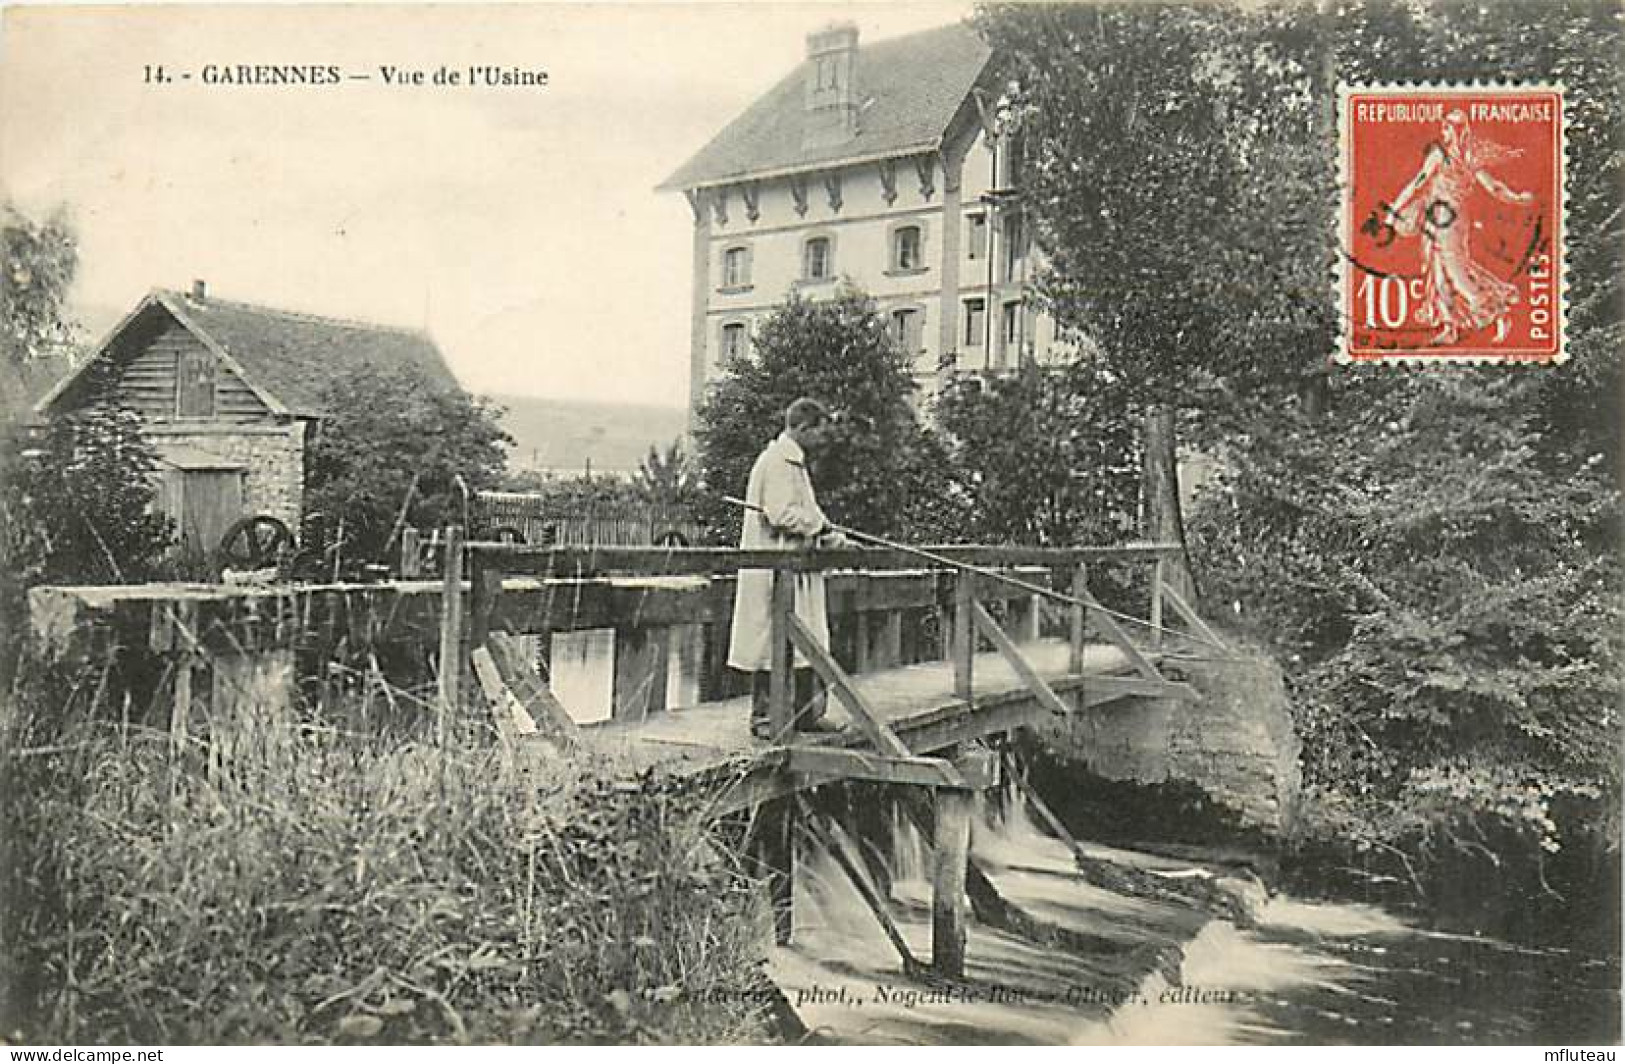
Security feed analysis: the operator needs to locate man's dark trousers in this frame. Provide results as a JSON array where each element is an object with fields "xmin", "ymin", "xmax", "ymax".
[{"xmin": 749, "ymin": 668, "xmax": 826, "ymax": 737}]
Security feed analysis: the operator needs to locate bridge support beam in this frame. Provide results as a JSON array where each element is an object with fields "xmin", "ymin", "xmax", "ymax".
[
  {"xmin": 931, "ymin": 782, "xmax": 973, "ymax": 977},
  {"xmin": 756, "ymin": 797, "xmax": 796, "ymax": 945}
]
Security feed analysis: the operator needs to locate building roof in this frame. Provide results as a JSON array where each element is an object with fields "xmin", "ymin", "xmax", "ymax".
[
  {"xmin": 660, "ymin": 23, "xmax": 994, "ymax": 191},
  {"xmin": 35, "ymin": 288, "xmax": 461, "ymax": 420}
]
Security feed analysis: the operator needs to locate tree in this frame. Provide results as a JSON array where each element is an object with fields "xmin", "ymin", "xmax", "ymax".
[
  {"xmin": 634, "ymin": 439, "xmax": 699, "ymax": 507},
  {"xmin": 2, "ymin": 366, "xmax": 173, "ymax": 589},
  {"xmin": 1, "ymin": 205, "xmax": 79, "ymax": 369},
  {"xmin": 302, "ymin": 364, "xmax": 512, "ymax": 563},
  {"xmin": 933, "ymin": 359, "xmax": 1140, "ymax": 546},
  {"xmin": 693, "ymin": 288, "xmax": 956, "ymax": 542},
  {"xmin": 1178, "ymin": 0, "xmax": 1624, "ymax": 892},
  {"xmin": 981, "ymin": 0, "xmax": 1622, "ymax": 903},
  {"xmin": 976, "ymin": 3, "xmax": 1337, "ymax": 586}
]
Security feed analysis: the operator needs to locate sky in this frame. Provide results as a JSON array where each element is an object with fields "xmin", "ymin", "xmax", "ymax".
[{"xmin": 0, "ymin": 1, "xmax": 974, "ymax": 408}]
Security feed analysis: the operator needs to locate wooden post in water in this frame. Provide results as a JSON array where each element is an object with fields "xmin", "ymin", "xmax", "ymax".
[
  {"xmin": 769, "ymin": 566, "xmax": 795, "ymax": 739},
  {"xmin": 1068, "ymin": 563, "xmax": 1088, "ymax": 674},
  {"xmin": 436, "ymin": 524, "xmax": 465, "ymax": 744},
  {"xmin": 931, "ymin": 781, "xmax": 973, "ymax": 977},
  {"xmin": 953, "ymin": 571, "xmax": 975, "ymax": 701}
]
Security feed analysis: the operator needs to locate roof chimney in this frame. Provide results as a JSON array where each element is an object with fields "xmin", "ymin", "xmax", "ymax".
[
  {"xmin": 191, "ymin": 279, "xmax": 207, "ymax": 301},
  {"xmin": 803, "ymin": 22, "xmax": 860, "ymax": 150}
]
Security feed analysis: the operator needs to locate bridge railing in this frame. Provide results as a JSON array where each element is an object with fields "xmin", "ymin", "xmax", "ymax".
[{"xmin": 460, "ymin": 541, "xmax": 1204, "ymax": 731}]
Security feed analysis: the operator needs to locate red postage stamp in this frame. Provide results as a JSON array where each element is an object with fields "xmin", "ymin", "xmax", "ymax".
[{"xmin": 1339, "ymin": 85, "xmax": 1565, "ymax": 364}]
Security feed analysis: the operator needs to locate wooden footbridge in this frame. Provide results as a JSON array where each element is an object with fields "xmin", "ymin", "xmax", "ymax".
[
  {"xmin": 458, "ymin": 539, "xmax": 1226, "ymax": 978},
  {"xmin": 29, "ymin": 537, "xmax": 1228, "ymax": 981}
]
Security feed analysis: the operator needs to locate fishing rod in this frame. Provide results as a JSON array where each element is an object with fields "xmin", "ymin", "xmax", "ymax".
[{"xmin": 722, "ymin": 495, "xmax": 1230, "ymax": 653}]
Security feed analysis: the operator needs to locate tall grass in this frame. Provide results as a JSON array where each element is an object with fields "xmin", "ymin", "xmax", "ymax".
[{"xmin": 1, "ymin": 656, "xmax": 776, "ymax": 1044}]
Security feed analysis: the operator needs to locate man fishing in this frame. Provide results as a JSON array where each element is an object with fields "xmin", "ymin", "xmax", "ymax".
[{"xmin": 727, "ymin": 397, "xmax": 851, "ymax": 740}]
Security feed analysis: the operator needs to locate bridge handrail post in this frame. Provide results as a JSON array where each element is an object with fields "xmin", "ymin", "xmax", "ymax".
[
  {"xmin": 953, "ymin": 569, "xmax": 975, "ymax": 701},
  {"xmin": 1068, "ymin": 561, "xmax": 1088, "ymax": 673},
  {"xmin": 1150, "ymin": 557, "xmax": 1166, "ymax": 649},
  {"xmin": 467, "ymin": 544, "xmax": 496, "ymax": 649},
  {"xmin": 436, "ymin": 524, "xmax": 465, "ymax": 745},
  {"xmin": 769, "ymin": 564, "xmax": 795, "ymax": 739}
]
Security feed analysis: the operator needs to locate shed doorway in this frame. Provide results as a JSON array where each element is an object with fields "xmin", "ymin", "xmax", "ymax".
[{"xmin": 155, "ymin": 446, "xmax": 247, "ymax": 560}]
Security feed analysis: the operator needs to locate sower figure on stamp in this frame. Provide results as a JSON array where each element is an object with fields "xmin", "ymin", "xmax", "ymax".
[{"xmin": 727, "ymin": 397, "xmax": 851, "ymax": 741}]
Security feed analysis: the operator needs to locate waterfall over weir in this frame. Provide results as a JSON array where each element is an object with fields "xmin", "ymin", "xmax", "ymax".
[{"xmin": 766, "ymin": 787, "xmax": 1621, "ymax": 1046}]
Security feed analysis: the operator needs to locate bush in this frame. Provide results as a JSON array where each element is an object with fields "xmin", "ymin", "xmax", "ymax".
[
  {"xmin": 1188, "ymin": 370, "xmax": 1621, "ymax": 899},
  {"xmin": 0, "ymin": 663, "xmax": 775, "ymax": 1045},
  {"xmin": 693, "ymin": 289, "xmax": 955, "ymax": 544},
  {"xmin": 303, "ymin": 365, "xmax": 512, "ymax": 564}
]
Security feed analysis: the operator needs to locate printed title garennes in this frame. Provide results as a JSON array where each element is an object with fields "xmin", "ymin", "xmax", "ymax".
[{"xmin": 199, "ymin": 64, "xmax": 548, "ymax": 86}]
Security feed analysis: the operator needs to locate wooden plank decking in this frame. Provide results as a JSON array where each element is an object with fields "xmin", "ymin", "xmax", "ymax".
[{"xmin": 586, "ymin": 638, "xmax": 1135, "ymax": 778}]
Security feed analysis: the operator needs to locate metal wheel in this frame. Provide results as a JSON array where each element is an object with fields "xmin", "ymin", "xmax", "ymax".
[
  {"xmin": 654, "ymin": 528, "xmax": 690, "ymax": 548},
  {"xmin": 218, "ymin": 515, "xmax": 292, "ymax": 572}
]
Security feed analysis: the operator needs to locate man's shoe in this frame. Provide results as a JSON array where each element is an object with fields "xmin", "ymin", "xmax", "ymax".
[
  {"xmin": 796, "ymin": 718, "xmax": 845, "ymax": 735},
  {"xmin": 749, "ymin": 719, "xmax": 779, "ymax": 742}
]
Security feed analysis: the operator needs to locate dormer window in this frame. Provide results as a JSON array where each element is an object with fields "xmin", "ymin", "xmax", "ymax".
[{"xmin": 802, "ymin": 235, "xmax": 833, "ymax": 282}]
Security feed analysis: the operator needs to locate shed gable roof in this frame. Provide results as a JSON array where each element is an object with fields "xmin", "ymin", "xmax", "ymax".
[
  {"xmin": 35, "ymin": 289, "xmax": 461, "ymax": 420},
  {"xmin": 660, "ymin": 23, "xmax": 994, "ymax": 191}
]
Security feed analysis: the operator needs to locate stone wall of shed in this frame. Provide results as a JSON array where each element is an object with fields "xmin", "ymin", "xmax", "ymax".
[{"xmin": 148, "ymin": 421, "xmax": 306, "ymax": 532}]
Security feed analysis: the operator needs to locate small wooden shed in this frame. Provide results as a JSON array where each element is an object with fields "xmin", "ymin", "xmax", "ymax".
[{"xmin": 34, "ymin": 281, "xmax": 459, "ymax": 559}]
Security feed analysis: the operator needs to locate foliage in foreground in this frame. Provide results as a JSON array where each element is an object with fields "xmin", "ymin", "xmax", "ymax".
[{"xmin": 0, "ymin": 667, "xmax": 774, "ymax": 1045}]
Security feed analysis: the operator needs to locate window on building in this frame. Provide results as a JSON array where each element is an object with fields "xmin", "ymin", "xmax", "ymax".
[
  {"xmin": 995, "ymin": 133, "xmax": 1025, "ymax": 191},
  {"xmin": 963, "ymin": 298, "xmax": 986, "ymax": 348},
  {"xmin": 176, "ymin": 347, "xmax": 216, "ymax": 417},
  {"xmin": 1002, "ymin": 215, "xmax": 1025, "ymax": 282},
  {"xmin": 720, "ymin": 322, "xmax": 748, "ymax": 362},
  {"xmin": 1001, "ymin": 300, "xmax": 1024, "ymax": 360},
  {"xmin": 967, "ymin": 213, "xmax": 987, "ymax": 260},
  {"xmin": 890, "ymin": 308, "xmax": 923, "ymax": 353},
  {"xmin": 892, "ymin": 226, "xmax": 923, "ymax": 271},
  {"xmin": 802, "ymin": 236, "xmax": 832, "ymax": 281},
  {"xmin": 721, "ymin": 245, "xmax": 751, "ymax": 289}
]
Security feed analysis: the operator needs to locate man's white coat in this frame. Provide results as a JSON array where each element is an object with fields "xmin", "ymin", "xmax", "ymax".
[{"xmin": 726, "ymin": 432, "xmax": 833, "ymax": 671}]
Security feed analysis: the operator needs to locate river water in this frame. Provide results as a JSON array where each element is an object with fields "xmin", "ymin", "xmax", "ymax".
[
  {"xmin": 769, "ymin": 792, "xmax": 1622, "ymax": 1046},
  {"xmin": 543, "ymin": 635, "xmax": 1618, "ymax": 1044}
]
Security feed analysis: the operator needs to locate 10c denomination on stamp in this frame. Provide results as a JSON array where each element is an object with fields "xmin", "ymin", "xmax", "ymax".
[{"xmin": 1339, "ymin": 84, "xmax": 1565, "ymax": 364}]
